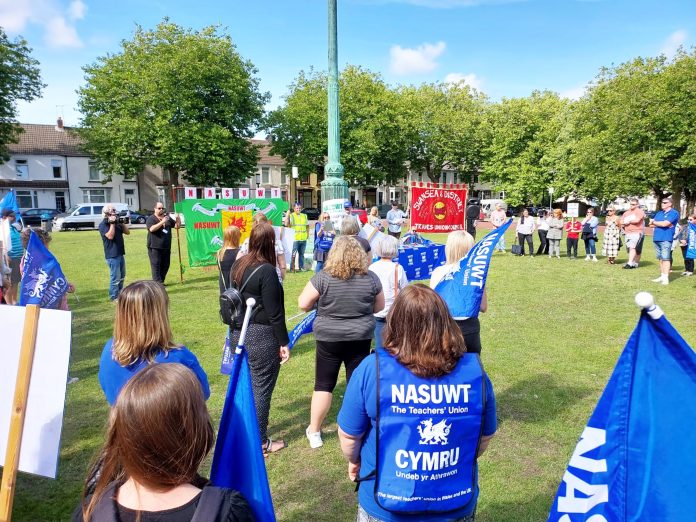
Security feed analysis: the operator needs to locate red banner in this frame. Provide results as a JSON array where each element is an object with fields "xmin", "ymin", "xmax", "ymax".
[{"xmin": 410, "ymin": 185, "xmax": 468, "ymax": 232}]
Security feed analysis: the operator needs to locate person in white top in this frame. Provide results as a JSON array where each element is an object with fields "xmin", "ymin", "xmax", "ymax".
[
  {"xmin": 490, "ymin": 203, "xmax": 508, "ymax": 253},
  {"xmin": 429, "ymin": 230, "xmax": 488, "ymax": 354},
  {"xmin": 535, "ymin": 210, "xmax": 551, "ymax": 255},
  {"xmin": 515, "ymin": 209, "xmax": 536, "ymax": 256},
  {"xmin": 369, "ymin": 236, "xmax": 408, "ymax": 350}
]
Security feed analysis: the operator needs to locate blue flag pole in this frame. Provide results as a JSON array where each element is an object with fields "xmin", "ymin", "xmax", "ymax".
[
  {"xmin": 435, "ymin": 218, "xmax": 512, "ymax": 317},
  {"xmin": 548, "ymin": 292, "xmax": 696, "ymax": 522},
  {"xmin": 210, "ymin": 298, "xmax": 276, "ymax": 522}
]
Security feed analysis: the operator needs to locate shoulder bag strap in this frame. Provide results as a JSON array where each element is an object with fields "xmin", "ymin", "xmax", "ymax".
[
  {"xmin": 238, "ymin": 264, "xmax": 265, "ymax": 294},
  {"xmin": 216, "ymin": 255, "xmax": 227, "ymax": 290}
]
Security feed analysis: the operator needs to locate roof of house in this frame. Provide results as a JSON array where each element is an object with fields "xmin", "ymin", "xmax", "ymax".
[
  {"xmin": 251, "ymin": 139, "xmax": 286, "ymax": 167},
  {"xmin": 8, "ymin": 123, "xmax": 90, "ymax": 157}
]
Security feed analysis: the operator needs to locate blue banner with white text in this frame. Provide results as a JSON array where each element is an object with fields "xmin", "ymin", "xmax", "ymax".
[
  {"xmin": 548, "ymin": 308, "xmax": 696, "ymax": 521},
  {"xmin": 288, "ymin": 310, "xmax": 316, "ymax": 350},
  {"xmin": 686, "ymin": 222, "xmax": 696, "ymax": 259},
  {"xmin": 435, "ymin": 219, "xmax": 512, "ymax": 317}
]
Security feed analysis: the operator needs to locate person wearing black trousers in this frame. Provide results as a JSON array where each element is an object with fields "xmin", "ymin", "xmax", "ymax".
[
  {"xmin": 146, "ymin": 202, "xmax": 180, "ymax": 283},
  {"xmin": 515, "ymin": 209, "xmax": 535, "ymax": 256},
  {"xmin": 536, "ymin": 210, "xmax": 550, "ymax": 255}
]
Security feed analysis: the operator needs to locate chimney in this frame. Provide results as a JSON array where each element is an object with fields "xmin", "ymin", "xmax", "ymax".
[{"xmin": 56, "ymin": 116, "xmax": 64, "ymax": 131}]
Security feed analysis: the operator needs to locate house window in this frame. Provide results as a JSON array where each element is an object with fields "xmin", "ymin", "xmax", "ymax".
[
  {"xmin": 280, "ymin": 168, "xmax": 288, "ymax": 185},
  {"xmin": 300, "ymin": 174, "xmax": 310, "ymax": 186},
  {"xmin": 82, "ymin": 189, "xmax": 110, "ymax": 203},
  {"xmin": 51, "ymin": 159, "xmax": 63, "ymax": 178},
  {"xmin": 15, "ymin": 159, "xmax": 29, "ymax": 179},
  {"xmin": 88, "ymin": 161, "xmax": 102, "ymax": 181},
  {"xmin": 261, "ymin": 167, "xmax": 270, "ymax": 184},
  {"xmin": 16, "ymin": 190, "xmax": 38, "ymax": 208},
  {"xmin": 124, "ymin": 189, "xmax": 135, "ymax": 208}
]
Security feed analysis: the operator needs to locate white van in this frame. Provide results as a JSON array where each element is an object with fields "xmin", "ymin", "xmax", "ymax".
[
  {"xmin": 53, "ymin": 203, "xmax": 130, "ymax": 231},
  {"xmin": 480, "ymin": 199, "xmax": 507, "ymax": 219}
]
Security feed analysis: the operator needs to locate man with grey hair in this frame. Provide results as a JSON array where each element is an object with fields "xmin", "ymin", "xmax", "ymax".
[
  {"xmin": 369, "ymin": 235, "xmax": 407, "ymax": 349},
  {"xmin": 98, "ymin": 203, "xmax": 130, "ymax": 301},
  {"xmin": 620, "ymin": 198, "xmax": 645, "ymax": 269},
  {"xmin": 649, "ymin": 196, "xmax": 680, "ymax": 285}
]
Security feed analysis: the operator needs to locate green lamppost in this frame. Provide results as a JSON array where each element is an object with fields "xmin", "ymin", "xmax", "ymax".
[{"xmin": 321, "ymin": 0, "xmax": 349, "ymax": 212}]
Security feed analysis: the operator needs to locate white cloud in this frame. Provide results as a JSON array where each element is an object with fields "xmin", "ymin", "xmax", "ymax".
[
  {"xmin": 0, "ymin": 0, "xmax": 85, "ymax": 48},
  {"xmin": 444, "ymin": 72, "xmax": 482, "ymax": 90},
  {"xmin": 390, "ymin": 41, "xmax": 446, "ymax": 75},
  {"xmin": 661, "ymin": 30, "xmax": 687, "ymax": 59},
  {"xmin": 68, "ymin": 0, "xmax": 86, "ymax": 20}
]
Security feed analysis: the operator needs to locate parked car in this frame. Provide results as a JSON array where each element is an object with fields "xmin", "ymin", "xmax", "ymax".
[
  {"xmin": 351, "ymin": 209, "xmax": 368, "ymax": 224},
  {"xmin": 129, "ymin": 211, "xmax": 151, "ymax": 224},
  {"xmin": 301, "ymin": 207, "xmax": 321, "ymax": 220},
  {"xmin": 53, "ymin": 202, "xmax": 130, "ymax": 231},
  {"xmin": 20, "ymin": 208, "xmax": 61, "ymax": 227}
]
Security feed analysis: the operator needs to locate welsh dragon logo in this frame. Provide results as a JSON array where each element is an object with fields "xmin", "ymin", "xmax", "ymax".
[
  {"xmin": 27, "ymin": 268, "xmax": 50, "ymax": 298},
  {"xmin": 417, "ymin": 419, "xmax": 451, "ymax": 445}
]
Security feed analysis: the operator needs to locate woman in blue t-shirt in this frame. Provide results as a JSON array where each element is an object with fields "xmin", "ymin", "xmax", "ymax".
[
  {"xmin": 98, "ymin": 280, "xmax": 209, "ymax": 405},
  {"xmin": 337, "ymin": 284, "xmax": 496, "ymax": 522}
]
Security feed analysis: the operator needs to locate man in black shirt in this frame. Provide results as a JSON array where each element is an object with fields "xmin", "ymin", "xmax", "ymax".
[
  {"xmin": 146, "ymin": 202, "xmax": 180, "ymax": 283},
  {"xmin": 98, "ymin": 204, "xmax": 130, "ymax": 301}
]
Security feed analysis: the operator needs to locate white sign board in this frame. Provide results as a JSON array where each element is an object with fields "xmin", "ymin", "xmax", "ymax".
[
  {"xmin": 567, "ymin": 202, "xmax": 580, "ymax": 218},
  {"xmin": 0, "ymin": 305, "xmax": 72, "ymax": 478},
  {"xmin": 322, "ymin": 199, "xmax": 348, "ymax": 232},
  {"xmin": 359, "ymin": 223, "xmax": 387, "ymax": 253}
]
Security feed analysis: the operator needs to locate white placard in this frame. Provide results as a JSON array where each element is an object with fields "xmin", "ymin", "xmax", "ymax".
[
  {"xmin": 359, "ymin": 222, "xmax": 387, "ymax": 252},
  {"xmin": 567, "ymin": 202, "xmax": 579, "ymax": 218},
  {"xmin": 323, "ymin": 198, "xmax": 348, "ymax": 232},
  {"xmin": 270, "ymin": 187, "xmax": 281, "ymax": 198},
  {"xmin": 239, "ymin": 188, "xmax": 250, "ymax": 199},
  {"xmin": 0, "ymin": 305, "xmax": 72, "ymax": 478},
  {"xmin": 204, "ymin": 187, "xmax": 216, "ymax": 199},
  {"xmin": 184, "ymin": 187, "xmax": 197, "ymax": 199},
  {"xmin": 221, "ymin": 188, "xmax": 233, "ymax": 199},
  {"xmin": 255, "ymin": 188, "xmax": 265, "ymax": 198}
]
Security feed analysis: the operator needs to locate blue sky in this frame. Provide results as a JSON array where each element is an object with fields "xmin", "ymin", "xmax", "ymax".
[{"xmin": 2, "ymin": 0, "xmax": 694, "ymax": 127}]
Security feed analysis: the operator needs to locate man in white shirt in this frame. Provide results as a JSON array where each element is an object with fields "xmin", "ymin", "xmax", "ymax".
[
  {"xmin": 386, "ymin": 202, "xmax": 406, "ymax": 239},
  {"xmin": 490, "ymin": 203, "xmax": 508, "ymax": 252}
]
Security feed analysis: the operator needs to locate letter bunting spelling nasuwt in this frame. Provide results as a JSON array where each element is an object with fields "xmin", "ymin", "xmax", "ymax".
[{"xmin": 410, "ymin": 185, "xmax": 467, "ymax": 232}]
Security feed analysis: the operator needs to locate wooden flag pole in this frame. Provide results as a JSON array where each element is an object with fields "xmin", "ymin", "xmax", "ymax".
[
  {"xmin": 0, "ymin": 304, "xmax": 41, "ymax": 522},
  {"xmin": 170, "ymin": 185, "xmax": 184, "ymax": 285}
]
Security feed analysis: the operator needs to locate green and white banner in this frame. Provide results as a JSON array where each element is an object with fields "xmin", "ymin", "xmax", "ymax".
[{"xmin": 175, "ymin": 198, "xmax": 289, "ymax": 267}]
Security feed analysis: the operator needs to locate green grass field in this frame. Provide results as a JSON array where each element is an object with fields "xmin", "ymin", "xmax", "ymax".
[{"xmin": 9, "ymin": 227, "xmax": 695, "ymax": 521}]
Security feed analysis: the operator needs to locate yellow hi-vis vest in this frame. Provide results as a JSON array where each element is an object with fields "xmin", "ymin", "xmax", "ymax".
[{"xmin": 289, "ymin": 212, "xmax": 308, "ymax": 241}]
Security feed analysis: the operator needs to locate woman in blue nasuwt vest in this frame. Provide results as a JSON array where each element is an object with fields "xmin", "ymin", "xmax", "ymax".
[{"xmin": 338, "ymin": 284, "xmax": 497, "ymax": 522}]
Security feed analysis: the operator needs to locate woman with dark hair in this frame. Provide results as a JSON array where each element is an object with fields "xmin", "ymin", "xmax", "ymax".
[
  {"xmin": 337, "ymin": 284, "xmax": 497, "ymax": 522},
  {"xmin": 298, "ymin": 235, "xmax": 384, "ymax": 449},
  {"xmin": 99, "ymin": 280, "xmax": 209, "ymax": 405},
  {"xmin": 230, "ymin": 222, "xmax": 290, "ymax": 455},
  {"xmin": 74, "ymin": 364, "xmax": 253, "ymax": 521},
  {"xmin": 515, "ymin": 209, "xmax": 535, "ymax": 256}
]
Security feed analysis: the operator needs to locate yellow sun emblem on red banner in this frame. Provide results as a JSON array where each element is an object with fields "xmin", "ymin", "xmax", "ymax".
[{"xmin": 432, "ymin": 200, "xmax": 447, "ymax": 221}]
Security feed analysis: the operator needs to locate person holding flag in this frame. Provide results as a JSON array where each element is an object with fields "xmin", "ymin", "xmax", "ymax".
[
  {"xmin": 430, "ymin": 230, "xmax": 487, "ymax": 354},
  {"xmin": 2, "ymin": 208, "xmax": 24, "ymax": 304},
  {"xmin": 74, "ymin": 364, "xmax": 254, "ymax": 521}
]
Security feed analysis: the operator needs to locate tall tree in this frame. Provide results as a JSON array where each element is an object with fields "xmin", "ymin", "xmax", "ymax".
[
  {"xmin": 482, "ymin": 91, "xmax": 569, "ymax": 206},
  {"xmin": 266, "ymin": 66, "xmax": 409, "ymax": 186},
  {"xmin": 0, "ymin": 28, "xmax": 44, "ymax": 162},
  {"xmin": 78, "ymin": 20, "xmax": 268, "ymax": 186}
]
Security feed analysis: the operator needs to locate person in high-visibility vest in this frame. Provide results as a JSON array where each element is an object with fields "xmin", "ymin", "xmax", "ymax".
[{"xmin": 285, "ymin": 202, "xmax": 310, "ymax": 271}]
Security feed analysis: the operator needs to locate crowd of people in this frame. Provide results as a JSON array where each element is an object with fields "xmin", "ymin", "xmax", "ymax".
[
  {"xmin": 2, "ymin": 195, "xmax": 693, "ymax": 521},
  {"xmin": 489, "ymin": 198, "xmax": 694, "ymax": 285}
]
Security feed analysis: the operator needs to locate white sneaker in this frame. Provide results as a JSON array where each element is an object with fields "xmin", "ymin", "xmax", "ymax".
[
  {"xmin": 585, "ymin": 256, "xmax": 591, "ymax": 261},
  {"xmin": 306, "ymin": 427, "xmax": 323, "ymax": 449},
  {"xmin": 592, "ymin": 256, "xmax": 598, "ymax": 262},
  {"xmin": 661, "ymin": 278, "xmax": 669, "ymax": 285},
  {"xmin": 651, "ymin": 276, "xmax": 665, "ymax": 283}
]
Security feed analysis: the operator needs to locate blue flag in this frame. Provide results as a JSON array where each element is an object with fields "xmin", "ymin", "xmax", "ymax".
[
  {"xmin": 0, "ymin": 189, "xmax": 21, "ymax": 218},
  {"xmin": 19, "ymin": 231, "xmax": 69, "ymax": 309},
  {"xmin": 686, "ymin": 222, "xmax": 696, "ymax": 259},
  {"xmin": 288, "ymin": 310, "xmax": 316, "ymax": 350},
  {"xmin": 548, "ymin": 302, "xmax": 696, "ymax": 521},
  {"xmin": 434, "ymin": 219, "xmax": 512, "ymax": 317},
  {"xmin": 211, "ymin": 342, "xmax": 276, "ymax": 522}
]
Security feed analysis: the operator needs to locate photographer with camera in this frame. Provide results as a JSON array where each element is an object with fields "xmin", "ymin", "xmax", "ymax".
[
  {"xmin": 146, "ymin": 202, "xmax": 180, "ymax": 284},
  {"xmin": 99, "ymin": 204, "xmax": 130, "ymax": 302}
]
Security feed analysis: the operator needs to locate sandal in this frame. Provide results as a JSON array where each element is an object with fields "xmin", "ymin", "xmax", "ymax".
[{"xmin": 262, "ymin": 438, "xmax": 287, "ymax": 457}]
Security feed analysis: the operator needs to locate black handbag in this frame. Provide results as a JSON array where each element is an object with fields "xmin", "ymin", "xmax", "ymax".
[{"xmin": 511, "ymin": 240, "xmax": 522, "ymax": 255}]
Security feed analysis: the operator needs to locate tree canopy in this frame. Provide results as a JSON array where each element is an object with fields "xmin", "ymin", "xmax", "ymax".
[
  {"xmin": 0, "ymin": 28, "xmax": 44, "ymax": 162},
  {"xmin": 77, "ymin": 20, "xmax": 268, "ymax": 185}
]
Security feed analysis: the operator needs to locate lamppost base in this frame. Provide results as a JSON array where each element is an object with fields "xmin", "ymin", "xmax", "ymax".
[{"xmin": 321, "ymin": 175, "xmax": 349, "ymax": 203}]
